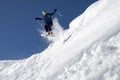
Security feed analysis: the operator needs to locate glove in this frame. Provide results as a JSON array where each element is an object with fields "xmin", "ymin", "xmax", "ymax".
[
  {"xmin": 54, "ymin": 9, "xmax": 57, "ymax": 12},
  {"xmin": 35, "ymin": 17, "xmax": 39, "ymax": 20}
]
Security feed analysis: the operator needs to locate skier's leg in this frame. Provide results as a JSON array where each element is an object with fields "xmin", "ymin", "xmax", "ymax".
[
  {"xmin": 45, "ymin": 24, "xmax": 52, "ymax": 36},
  {"xmin": 48, "ymin": 23, "xmax": 53, "ymax": 35},
  {"xmin": 44, "ymin": 24, "xmax": 49, "ymax": 32}
]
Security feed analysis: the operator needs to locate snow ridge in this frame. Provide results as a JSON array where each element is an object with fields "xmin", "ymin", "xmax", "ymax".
[{"xmin": 57, "ymin": 33, "xmax": 120, "ymax": 80}]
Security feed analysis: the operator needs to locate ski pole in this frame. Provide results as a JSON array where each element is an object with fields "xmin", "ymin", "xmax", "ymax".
[
  {"xmin": 56, "ymin": 11, "xmax": 62, "ymax": 17},
  {"xmin": 37, "ymin": 21, "xmax": 44, "ymax": 30}
]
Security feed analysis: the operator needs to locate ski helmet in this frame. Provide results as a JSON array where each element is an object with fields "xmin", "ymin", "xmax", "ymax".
[{"xmin": 42, "ymin": 10, "xmax": 47, "ymax": 16}]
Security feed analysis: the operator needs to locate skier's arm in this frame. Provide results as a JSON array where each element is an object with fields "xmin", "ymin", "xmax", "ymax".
[
  {"xmin": 49, "ymin": 9, "xmax": 57, "ymax": 16},
  {"xmin": 35, "ymin": 17, "xmax": 43, "ymax": 20}
]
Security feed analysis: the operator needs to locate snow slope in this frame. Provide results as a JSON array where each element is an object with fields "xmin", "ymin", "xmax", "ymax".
[{"xmin": 0, "ymin": 0, "xmax": 120, "ymax": 80}]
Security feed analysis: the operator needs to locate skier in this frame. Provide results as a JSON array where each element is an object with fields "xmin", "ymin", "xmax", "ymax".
[{"xmin": 35, "ymin": 9, "xmax": 57, "ymax": 36}]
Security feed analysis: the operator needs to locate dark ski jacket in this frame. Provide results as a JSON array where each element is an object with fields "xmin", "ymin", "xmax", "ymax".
[{"xmin": 37, "ymin": 11, "xmax": 56, "ymax": 24}]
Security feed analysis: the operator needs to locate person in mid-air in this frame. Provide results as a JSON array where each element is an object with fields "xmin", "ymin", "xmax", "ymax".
[{"xmin": 35, "ymin": 9, "xmax": 57, "ymax": 35}]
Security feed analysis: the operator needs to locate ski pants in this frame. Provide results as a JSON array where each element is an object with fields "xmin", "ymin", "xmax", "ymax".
[{"xmin": 44, "ymin": 23, "xmax": 53, "ymax": 32}]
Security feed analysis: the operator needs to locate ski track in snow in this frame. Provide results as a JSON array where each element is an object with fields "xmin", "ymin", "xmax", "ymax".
[{"xmin": 0, "ymin": 0, "xmax": 120, "ymax": 80}]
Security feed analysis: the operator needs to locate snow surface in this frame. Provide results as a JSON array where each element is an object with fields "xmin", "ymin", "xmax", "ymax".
[{"xmin": 0, "ymin": 0, "xmax": 120, "ymax": 80}]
